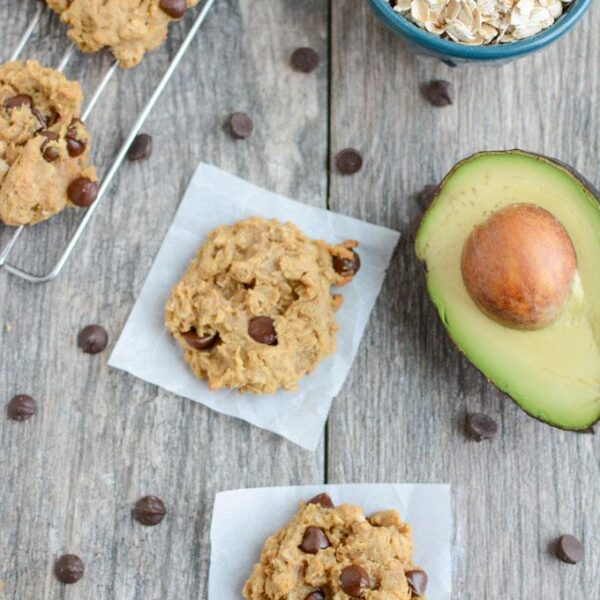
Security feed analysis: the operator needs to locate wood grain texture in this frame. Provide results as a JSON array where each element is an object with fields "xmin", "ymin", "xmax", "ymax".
[
  {"xmin": 1, "ymin": 1, "xmax": 599, "ymax": 599},
  {"xmin": 328, "ymin": 1, "xmax": 600, "ymax": 598},
  {"xmin": 0, "ymin": 2, "xmax": 328, "ymax": 599}
]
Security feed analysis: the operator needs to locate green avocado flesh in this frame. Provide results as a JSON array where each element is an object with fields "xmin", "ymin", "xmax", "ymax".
[{"xmin": 415, "ymin": 151, "xmax": 600, "ymax": 430}]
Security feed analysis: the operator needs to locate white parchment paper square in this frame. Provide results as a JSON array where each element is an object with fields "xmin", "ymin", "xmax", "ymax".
[
  {"xmin": 109, "ymin": 163, "xmax": 399, "ymax": 449},
  {"xmin": 209, "ymin": 484, "xmax": 452, "ymax": 599}
]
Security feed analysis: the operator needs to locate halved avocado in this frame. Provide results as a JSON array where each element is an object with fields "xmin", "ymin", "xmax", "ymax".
[{"xmin": 415, "ymin": 150, "xmax": 600, "ymax": 430}]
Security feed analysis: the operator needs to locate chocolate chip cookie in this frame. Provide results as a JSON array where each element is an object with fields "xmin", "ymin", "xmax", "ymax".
[
  {"xmin": 0, "ymin": 60, "xmax": 97, "ymax": 226},
  {"xmin": 243, "ymin": 494, "xmax": 428, "ymax": 599},
  {"xmin": 164, "ymin": 217, "xmax": 360, "ymax": 394},
  {"xmin": 45, "ymin": 0, "xmax": 200, "ymax": 68}
]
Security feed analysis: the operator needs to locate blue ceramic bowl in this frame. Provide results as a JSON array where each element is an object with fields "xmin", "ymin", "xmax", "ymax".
[{"xmin": 367, "ymin": 0, "xmax": 591, "ymax": 64}]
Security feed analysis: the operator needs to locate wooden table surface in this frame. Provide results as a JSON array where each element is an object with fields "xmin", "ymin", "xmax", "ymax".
[{"xmin": 1, "ymin": 1, "xmax": 599, "ymax": 598}]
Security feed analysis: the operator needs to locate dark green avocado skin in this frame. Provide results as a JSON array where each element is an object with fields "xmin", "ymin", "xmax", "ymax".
[
  {"xmin": 531, "ymin": 152, "xmax": 600, "ymax": 199},
  {"xmin": 416, "ymin": 149, "xmax": 600, "ymax": 432}
]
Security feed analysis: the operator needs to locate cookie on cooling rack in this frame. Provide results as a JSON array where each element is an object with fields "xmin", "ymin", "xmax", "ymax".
[
  {"xmin": 45, "ymin": 0, "xmax": 200, "ymax": 69},
  {"xmin": 164, "ymin": 217, "xmax": 361, "ymax": 394},
  {"xmin": 0, "ymin": 60, "xmax": 98, "ymax": 227},
  {"xmin": 243, "ymin": 493, "xmax": 428, "ymax": 599}
]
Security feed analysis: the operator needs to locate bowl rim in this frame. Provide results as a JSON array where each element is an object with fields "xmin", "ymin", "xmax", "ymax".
[{"xmin": 368, "ymin": 0, "xmax": 591, "ymax": 60}]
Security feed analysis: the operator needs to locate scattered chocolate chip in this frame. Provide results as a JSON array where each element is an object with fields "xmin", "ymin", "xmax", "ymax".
[
  {"xmin": 68, "ymin": 177, "xmax": 99, "ymax": 207},
  {"xmin": 229, "ymin": 112, "xmax": 254, "ymax": 140},
  {"xmin": 555, "ymin": 534, "xmax": 584, "ymax": 564},
  {"xmin": 133, "ymin": 496, "xmax": 167, "ymax": 526},
  {"xmin": 304, "ymin": 592, "xmax": 325, "ymax": 600},
  {"xmin": 334, "ymin": 148, "xmax": 363, "ymax": 175},
  {"xmin": 299, "ymin": 527, "xmax": 330, "ymax": 554},
  {"xmin": 466, "ymin": 413, "xmax": 499, "ymax": 441},
  {"xmin": 406, "ymin": 569, "xmax": 428, "ymax": 597},
  {"xmin": 127, "ymin": 133, "xmax": 153, "ymax": 161},
  {"xmin": 333, "ymin": 250, "xmax": 361, "ymax": 278},
  {"xmin": 248, "ymin": 316, "xmax": 277, "ymax": 346},
  {"xmin": 418, "ymin": 184, "xmax": 438, "ymax": 210},
  {"xmin": 182, "ymin": 329, "xmax": 219, "ymax": 350},
  {"xmin": 340, "ymin": 565, "xmax": 370, "ymax": 597},
  {"xmin": 54, "ymin": 554, "xmax": 84, "ymax": 584},
  {"xmin": 77, "ymin": 325, "xmax": 108, "ymax": 354},
  {"xmin": 7, "ymin": 394, "xmax": 36, "ymax": 421},
  {"xmin": 421, "ymin": 80, "xmax": 453, "ymax": 107},
  {"xmin": 290, "ymin": 47, "xmax": 320, "ymax": 73},
  {"xmin": 3, "ymin": 94, "xmax": 33, "ymax": 110},
  {"xmin": 32, "ymin": 107, "xmax": 47, "ymax": 128},
  {"xmin": 159, "ymin": 0, "xmax": 187, "ymax": 18},
  {"xmin": 307, "ymin": 493, "xmax": 334, "ymax": 508}
]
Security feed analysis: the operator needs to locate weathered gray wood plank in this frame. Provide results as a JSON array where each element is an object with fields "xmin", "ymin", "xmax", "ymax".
[
  {"xmin": 0, "ymin": 2, "xmax": 329, "ymax": 598},
  {"xmin": 328, "ymin": 2, "xmax": 599, "ymax": 598}
]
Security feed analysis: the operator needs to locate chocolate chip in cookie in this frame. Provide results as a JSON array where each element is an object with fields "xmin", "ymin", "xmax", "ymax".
[
  {"xmin": 299, "ymin": 527, "xmax": 330, "ymax": 554},
  {"xmin": 66, "ymin": 119, "xmax": 87, "ymax": 157},
  {"xmin": 39, "ymin": 131, "xmax": 60, "ymax": 163},
  {"xmin": 333, "ymin": 250, "xmax": 361, "ymax": 278},
  {"xmin": 42, "ymin": 146, "xmax": 60, "ymax": 162},
  {"xmin": 77, "ymin": 325, "xmax": 108, "ymax": 354},
  {"xmin": 248, "ymin": 317, "xmax": 277, "ymax": 346},
  {"xmin": 66, "ymin": 136, "xmax": 86, "ymax": 157},
  {"xmin": 304, "ymin": 592, "xmax": 325, "ymax": 600},
  {"xmin": 133, "ymin": 496, "xmax": 167, "ymax": 526},
  {"xmin": 159, "ymin": 0, "xmax": 187, "ymax": 18},
  {"xmin": 182, "ymin": 329, "xmax": 220, "ymax": 351},
  {"xmin": 68, "ymin": 177, "xmax": 99, "ymax": 207},
  {"xmin": 406, "ymin": 569, "xmax": 428, "ymax": 597},
  {"xmin": 7, "ymin": 394, "xmax": 37, "ymax": 421},
  {"xmin": 47, "ymin": 111, "xmax": 61, "ymax": 127},
  {"xmin": 32, "ymin": 107, "xmax": 48, "ymax": 129},
  {"xmin": 3, "ymin": 94, "xmax": 33, "ymax": 110},
  {"xmin": 307, "ymin": 493, "xmax": 334, "ymax": 508},
  {"xmin": 340, "ymin": 565, "xmax": 370, "ymax": 597}
]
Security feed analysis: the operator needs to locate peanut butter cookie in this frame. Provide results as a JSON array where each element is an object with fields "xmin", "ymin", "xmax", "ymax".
[
  {"xmin": 243, "ymin": 493, "xmax": 428, "ymax": 599},
  {"xmin": 45, "ymin": 0, "xmax": 200, "ymax": 68},
  {"xmin": 0, "ymin": 60, "xmax": 97, "ymax": 226},
  {"xmin": 165, "ymin": 217, "xmax": 360, "ymax": 394}
]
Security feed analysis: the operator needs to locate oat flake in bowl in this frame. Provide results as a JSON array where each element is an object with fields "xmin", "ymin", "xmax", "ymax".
[{"xmin": 391, "ymin": 0, "xmax": 573, "ymax": 45}]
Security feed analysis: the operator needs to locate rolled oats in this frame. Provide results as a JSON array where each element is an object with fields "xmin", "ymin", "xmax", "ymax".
[{"xmin": 390, "ymin": 0, "xmax": 573, "ymax": 44}]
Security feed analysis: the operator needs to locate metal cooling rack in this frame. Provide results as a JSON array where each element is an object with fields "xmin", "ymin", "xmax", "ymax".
[{"xmin": 0, "ymin": 0, "xmax": 216, "ymax": 283}]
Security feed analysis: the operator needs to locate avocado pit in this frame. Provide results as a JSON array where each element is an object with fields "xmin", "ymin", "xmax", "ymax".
[{"xmin": 461, "ymin": 203, "xmax": 576, "ymax": 330}]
